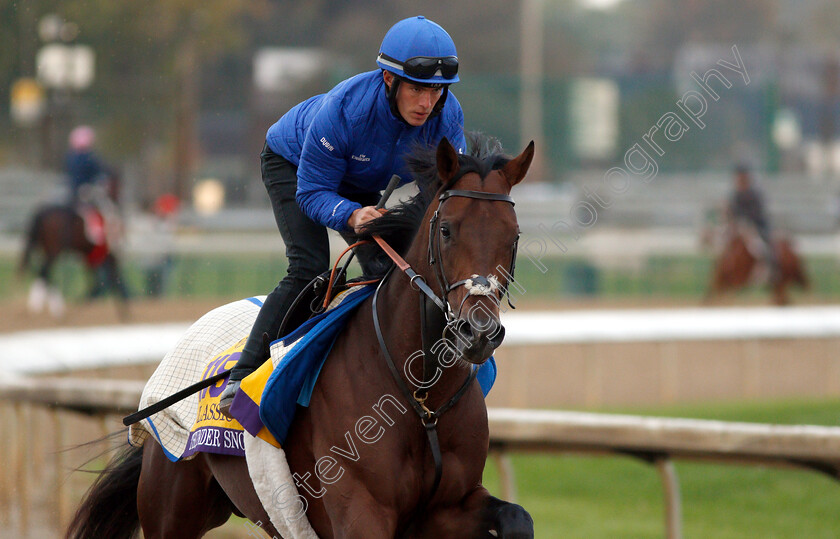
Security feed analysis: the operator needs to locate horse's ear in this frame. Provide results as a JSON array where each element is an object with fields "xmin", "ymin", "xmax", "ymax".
[
  {"xmin": 502, "ymin": 141, "xmax": 535, "ymax": 187},
  {"xmin": 436, "ymin": 137, "xmax": 460, "ymax": 183}
]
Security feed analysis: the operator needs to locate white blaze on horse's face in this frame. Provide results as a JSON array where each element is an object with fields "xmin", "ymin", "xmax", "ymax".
[
  {"xmin": 432, "ymin": 138, "xmax": 535, "ymax": 364},
  {"xmin": 464, "ymin": 274, "xmax": 501, "ymax": 296},
  {"xmin": 438, "ymin": 192, "xmax": 517, "ymax": 364}
]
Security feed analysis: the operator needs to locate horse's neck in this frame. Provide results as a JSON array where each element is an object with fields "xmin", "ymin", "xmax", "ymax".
[{"xmin": 377, "ymin": 265, "xmax": 472, "ymax": 409}]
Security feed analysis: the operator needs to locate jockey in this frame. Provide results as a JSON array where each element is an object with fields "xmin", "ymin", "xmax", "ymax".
[
  {"xmin": 65, "ymin": 126, "xmax": 106, "ymax": 207},
  {"xmin": 728, "ymin": 164, "xmax": 779, "ymax": 282},
  {"xmin": 220, "ymin": 16, "xmax": 466, "ymax": 416}
]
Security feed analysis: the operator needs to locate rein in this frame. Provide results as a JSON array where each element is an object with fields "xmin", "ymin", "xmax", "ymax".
[{"xmin": 370, "ymin": 187, "xmax": 516, "ymax": 503}]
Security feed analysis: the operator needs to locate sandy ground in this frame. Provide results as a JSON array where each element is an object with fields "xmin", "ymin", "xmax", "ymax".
[
  {"xmin": 0, "ymin": 295, "xmax": 676, "ymax": 334},
  {"xmin": 1, "ymin": 290, "xmax": 831, "ymax": 335},
  {"xmin": 0, "ymin": 296, "xmax": 227, "ymax": 333}
]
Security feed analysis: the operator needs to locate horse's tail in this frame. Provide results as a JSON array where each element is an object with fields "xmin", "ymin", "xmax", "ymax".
[
  {"xmin": 65, "ymin": 445, "xmax": 143, "ymax": 539},
  {"xmin": 18, "ymin": 207, "xmax": 46, "ymax": 275}
]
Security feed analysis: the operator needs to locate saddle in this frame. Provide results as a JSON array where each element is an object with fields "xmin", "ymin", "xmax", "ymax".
[
  {"xmin": 79, "ymin": 206, "xmax": 107, "ymax": 244},
  {"xmin": 277, "ymin": 247, "xmax": 373, "ymax": 339},
  {"xmin": 75, "ymin": 205, "xmax": 110, "ymax": 266},
  {"xmin": 278, "ymin": 271, "xmax": 342, "ymax": 339}
]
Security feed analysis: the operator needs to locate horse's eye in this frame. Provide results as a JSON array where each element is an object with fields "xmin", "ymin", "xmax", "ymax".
[{"xmin": 440, "ymin": 225, "xmax": 451, "ymax": 239}]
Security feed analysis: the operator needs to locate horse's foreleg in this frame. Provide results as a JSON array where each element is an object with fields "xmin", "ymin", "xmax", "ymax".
[
  {"xmin": 317, "ymin": 483, "xmax": 399, "ymax": 539},
  {"xmin": 26, "ymin": 277, "xmax": 48, "ymax": 314},
  {"xmin": 772, "ymin": 283, "xmax": 790, "ymax": 306},
  {"xmin": 27, "ymin": 258, "xmax": 65, "ymax": 317},
  {"xmin": 100, "ymin": 255, "xmax": 131, "ymax": 320},
  {"xmin": 417, "ymin": 487, "xmax": 534, "ymax": 539},
  {"xmin": 333, "ymin": 503, "xmax": 399, "ymax": 539}
]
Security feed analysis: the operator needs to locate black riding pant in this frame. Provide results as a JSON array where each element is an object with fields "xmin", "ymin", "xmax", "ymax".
[{"xmin": 229, "ymin": 144, "xmax": 389, "ymax": 380}]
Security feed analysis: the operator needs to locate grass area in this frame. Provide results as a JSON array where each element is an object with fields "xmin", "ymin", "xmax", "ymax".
[
  {"xmin": 3, "ymin": 252, "xmax": 290, "ymax": 301},
  {"xmin": 5, "ymin": 251, "xmax": 840, "ymax": 302},
  {"xmin": 482, "ymin": 398, "xmax": 840, "ymax": 538}
]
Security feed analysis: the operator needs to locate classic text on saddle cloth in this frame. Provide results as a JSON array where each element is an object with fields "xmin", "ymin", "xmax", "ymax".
[
  {"xmin": 128, "ymin": 296, "xmax": 265, "ymax": 461},
  {"xmin": 183, "ymin": 338, "xmax": 278, "ymax": 458}
]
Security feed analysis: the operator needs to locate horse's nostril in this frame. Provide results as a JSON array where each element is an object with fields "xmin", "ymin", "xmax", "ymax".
[
  {"xmin": 491, "ymin": 325, "xmax": 506, "ymax": 346},
  {"xmin": 456, "ymin": 318, "xmax": 504, "ymax": 343},
  {"xmin": 457, "ymin": 320, "xmax": 474, "ymax": 340}
]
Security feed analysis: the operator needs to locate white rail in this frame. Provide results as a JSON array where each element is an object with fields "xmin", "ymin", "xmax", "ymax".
[
  {"xmin": 1, "ymin": 377, "xmax": 840, "ymax": 539},
  {"xmin": 2, "ymin": 305, "xmax": 840, "ymax": 374}
]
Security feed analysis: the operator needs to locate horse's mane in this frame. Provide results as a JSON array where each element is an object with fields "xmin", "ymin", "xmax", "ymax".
[{"xmin": 358, "ymin": 132, "xmax": 510, "ymax": 265}]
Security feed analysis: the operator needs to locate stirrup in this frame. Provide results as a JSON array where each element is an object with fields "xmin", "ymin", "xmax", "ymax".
[{"xmin": 219, "ymin": 379, "xmax": 241, "ymax": 419}]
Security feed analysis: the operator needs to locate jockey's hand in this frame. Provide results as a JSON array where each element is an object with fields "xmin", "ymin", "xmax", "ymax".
[{"xmin": 348, "ymin": 206, "xmax": 386, "ymax": 234}]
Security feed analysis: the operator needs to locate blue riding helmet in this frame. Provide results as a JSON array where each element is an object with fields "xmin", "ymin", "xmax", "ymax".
[{"xmin": 376, "ymin": 16, "xmax": 460, "ymax": 85}]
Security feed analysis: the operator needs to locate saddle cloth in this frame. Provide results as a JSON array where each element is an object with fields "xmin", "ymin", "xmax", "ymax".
[
  {"xmin": 734, "ymin": 223, "xmax": 774, "ymax": 284},
  {"xmin": 127, "ymin": 286, "xmax": 382, "ymax": 461},
  {"xmin": 128, "ymin": 296, "xmax": 266, "ymax": 460},
  {"xmin": 126, "ymin": 294, "xmax": 323, "ymax": 538},
  {"xmin": 81, "ymin": 207, "xmax": 109, "ymax": 266}
]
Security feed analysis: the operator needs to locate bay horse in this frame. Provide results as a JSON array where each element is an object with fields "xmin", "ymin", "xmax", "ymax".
[
  {"xmin": 19, "ymin": 181, "xmax": 129, "ymax": 318},
  {"xmin": 66, "ymin": 135, "xmax": 536, "ymax": 539},
  {"xmin": 705, "ymin": 221, "xmax": 808, "ymax": 305}
]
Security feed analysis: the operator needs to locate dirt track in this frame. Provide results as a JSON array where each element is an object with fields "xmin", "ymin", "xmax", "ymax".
[
  {"xmin": 0, "ymin": 295, "xmax": 690, "ymax": 334},
  {"xmin": 0, "ymin": 291, "xmax": 829, "ymax": 335},
  {"xmin": 0, "ymin": 296, "xmax": 227, "ymax": 333}
]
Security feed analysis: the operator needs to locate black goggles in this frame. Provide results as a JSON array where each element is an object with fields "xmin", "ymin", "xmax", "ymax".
[{"xmin": 379, "ymin": 53, "xmax": 459, "ymax": 80}]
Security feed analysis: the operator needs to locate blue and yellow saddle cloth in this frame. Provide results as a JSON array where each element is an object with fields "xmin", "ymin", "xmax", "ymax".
[
  {"xmin": 228, "ymin": 285, "xmax": 497, "ymax": 449},
  {"xmin": 181, "ymin": 336, "xmax": 273, "ymax": 459}
]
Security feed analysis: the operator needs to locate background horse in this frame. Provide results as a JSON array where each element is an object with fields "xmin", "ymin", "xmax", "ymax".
[
  {"xmin": 19, "ymin": 179, "xmax": 130, "ymax": 319},
  {"xmin": 705, "ymin": 221, "xmax": 808, "ymax": 305},
  {"xmin": 66, "ymin": 135, "xmax": 535, "ymax": 539}
]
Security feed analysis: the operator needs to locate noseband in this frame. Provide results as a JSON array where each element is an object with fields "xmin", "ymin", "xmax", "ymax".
[{"xmin": 371, "ymin": 187, "xmax": 518, "ymax": 504}]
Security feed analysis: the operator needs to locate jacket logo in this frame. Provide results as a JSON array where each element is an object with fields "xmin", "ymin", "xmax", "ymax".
[
  {"xmin": 331, "ymin": 200, "xmax": 344, "ymax": 216},
  {"xmin": 351, "ymin": 154, "xmax": 371, "ymax": 162},
  {"xmin": 320, "ymin": 137, "xmax": 334, "ymax": 152}
]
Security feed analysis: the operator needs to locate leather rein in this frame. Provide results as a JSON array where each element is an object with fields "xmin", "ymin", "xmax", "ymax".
[{"xmin": 370, "ymin": 187, "xmax": 517, "ymax": 503}]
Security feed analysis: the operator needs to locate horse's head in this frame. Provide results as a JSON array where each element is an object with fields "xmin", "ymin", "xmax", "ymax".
[{"xmin": 425, "ymin": 137, "xmax": 534, "ymax": 364}]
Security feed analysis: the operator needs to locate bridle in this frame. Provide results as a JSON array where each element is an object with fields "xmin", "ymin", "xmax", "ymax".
[
  {"xmin": 428, "ymin": 189, "xmax": 521, "ymax": 318},
  {"xmin": 371, "ymin": 186, "xmax": 519, "ymax": 503}
]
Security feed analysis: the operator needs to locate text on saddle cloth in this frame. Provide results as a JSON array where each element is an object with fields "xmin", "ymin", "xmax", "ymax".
[
  {"xmin": 183, "ymin": 337, "xmax": 278, "ymax": 459},
  {"xmin": 127, "ymin": 296, "xmax": 264, "ymax": 461}
]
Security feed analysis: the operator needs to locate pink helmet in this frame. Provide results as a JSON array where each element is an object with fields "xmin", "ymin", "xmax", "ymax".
[{"xmin": 69, "ymin": 126, "xmax": 95, "ymax": 151}]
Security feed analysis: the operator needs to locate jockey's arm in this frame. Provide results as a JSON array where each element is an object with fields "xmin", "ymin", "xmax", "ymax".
[{"xmin": 295, "ymin": 96, "xmax": 361, "ymax": 232}]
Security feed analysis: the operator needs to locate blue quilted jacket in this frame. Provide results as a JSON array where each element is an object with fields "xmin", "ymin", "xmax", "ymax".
[
  {"xmin": 266, "ymin": 70, "xmax": 466, "ymax": 231},
  {"xmin": 65, "ymin": 150, "xmax": 103, "ymax": 201}
]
